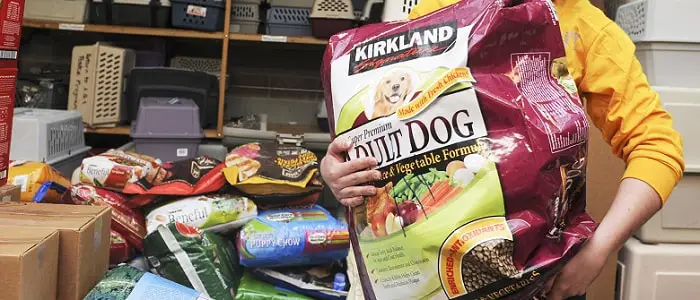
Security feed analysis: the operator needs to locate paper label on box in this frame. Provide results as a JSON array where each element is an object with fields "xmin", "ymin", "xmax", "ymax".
[
  {"xmin": 12, "ymin": 174, "xmax": 27, "ymax": 192},
  {"xmin": 177, "ymin": 148, "xmax": 188, "ymax": 157},
  {"xmin": 261, "ymin": 35, "xmax": 288, "ymax": 43},
  {"xmin": 186, "ymin": 5, "xmax": 207, "ymax": 17},
  {"xmin": 127, "ymin": 273, "xmax": 210, "ymax": 300},
  {"xmin": 58, "ymin": 23, "xmax": 85, "ymax": 31}
]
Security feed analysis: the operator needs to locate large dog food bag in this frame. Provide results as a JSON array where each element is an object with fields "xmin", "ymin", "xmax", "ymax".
[
  {"xmin": 145, "ymin": 194, "xmax": 257, "ymax": 234},
  {"xmin": 237, "ymin": 205, "xmax": 350, "ymax": 268},
  {"xmin": 321, "ymin": 0, "xmax": 596, "ymax": 299},
  {"xmin": 223, "ymin": 143, "xmax": 324, "ymax": 208}
]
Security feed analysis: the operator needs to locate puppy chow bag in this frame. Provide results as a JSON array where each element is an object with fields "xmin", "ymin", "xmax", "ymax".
[{"xmin": 321, "ymin": 0, "xmax": 596, "ymax": 299}]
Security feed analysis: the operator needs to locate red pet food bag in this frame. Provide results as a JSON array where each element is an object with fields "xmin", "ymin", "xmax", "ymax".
[{"xmin": 321, "ymin": 0, "xmax": 596, "ymax": 299}]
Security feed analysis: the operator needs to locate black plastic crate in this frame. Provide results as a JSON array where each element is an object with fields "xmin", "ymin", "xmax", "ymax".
[
  {"xmin": 90, "ymin": 0, "xmax": 171, "ymax": 28},
  {"xmin": 126, "ymin": 67, "xmax": 219, "ymax": 128},
  {"xmin": 171, "ymin": 0, "xmax": 225, "ymax": 31}
]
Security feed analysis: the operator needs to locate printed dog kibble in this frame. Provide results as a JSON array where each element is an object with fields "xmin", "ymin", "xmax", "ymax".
[{"xmin": 321, "ymin": 0, "xmax": 596, "ymax": 299}]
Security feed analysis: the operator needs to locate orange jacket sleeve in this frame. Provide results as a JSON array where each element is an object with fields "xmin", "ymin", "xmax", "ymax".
[{"xmin": 576, "ymin": 22, "xmax": 684, "ymax": 203}]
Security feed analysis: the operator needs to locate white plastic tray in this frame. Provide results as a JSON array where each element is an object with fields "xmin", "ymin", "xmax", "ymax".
[
  {"xmin": 637, "ymin": 42, "xmax": 700, "ymax": 88},
  {"xmin": 617, "ymin": 238, "xmax": 700, "ymax": 300}
]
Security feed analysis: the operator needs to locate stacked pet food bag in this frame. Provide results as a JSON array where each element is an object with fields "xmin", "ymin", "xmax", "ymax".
[{"xmin": 12, "ymin": 142, "xmax": 349, "ymax": 300}]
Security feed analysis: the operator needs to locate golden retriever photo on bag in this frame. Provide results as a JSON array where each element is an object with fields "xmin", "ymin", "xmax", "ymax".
[{"xmin": 369, "ymin": 69, "xmax": 414, "ymax": 119}]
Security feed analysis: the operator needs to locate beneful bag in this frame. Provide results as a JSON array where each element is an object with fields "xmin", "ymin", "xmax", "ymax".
[{"xmin": 321, "ymin": 0, "xmax": 596, "ymax": 299}]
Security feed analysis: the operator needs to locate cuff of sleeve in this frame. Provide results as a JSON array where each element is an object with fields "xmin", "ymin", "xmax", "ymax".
[{"xmin": 622, "ymin": 157, "xmax": 679, "ymax": 205}]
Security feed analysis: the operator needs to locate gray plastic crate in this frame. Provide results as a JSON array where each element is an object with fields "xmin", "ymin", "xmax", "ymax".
[
  {"xmin": 130, "ymin": 97, "xmax": 205, "ymax": 162},
  {"xmin": 171, "ymin": 0, "xmax": 225, "ymax": 31},
  {"xmin": 266, "ymin": 6, "xmax": 312, "ymax": 36}
]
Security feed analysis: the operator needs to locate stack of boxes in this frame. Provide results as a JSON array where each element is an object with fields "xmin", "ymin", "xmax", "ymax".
[{"xmin": 614, "ymin": 1, "xmax": 700, "ymax": 299}]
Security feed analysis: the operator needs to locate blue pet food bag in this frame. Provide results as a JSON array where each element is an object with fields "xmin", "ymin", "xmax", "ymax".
[{"xmin": 237, "ymin": 205, "xmax": 350, "ymax": 268}]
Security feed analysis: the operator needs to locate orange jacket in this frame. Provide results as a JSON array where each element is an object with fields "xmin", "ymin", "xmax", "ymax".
[{"xmin": 409, "ymin": 0, "xmax": 684, "ymax": 203}]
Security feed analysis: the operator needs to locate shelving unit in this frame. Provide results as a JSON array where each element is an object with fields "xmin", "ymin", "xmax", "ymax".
[
  {"xmin": 21, "ymin": 1, "xmax": 328, "ymax": 138},
  {"xmin": 84, "ymin": 126, "xmax": 220, "ymax": 139}
]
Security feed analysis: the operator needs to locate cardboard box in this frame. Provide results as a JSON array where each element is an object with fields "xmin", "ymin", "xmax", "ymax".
[
  {"xmin": 0, "ymin": 227, "xmax": 59, "ymax": 300},
  {"xmin": 0, "ymin": 68, "xmax": 17, "ymax": 185},
  {"xmin": 68, "ymin": 43, "xmax": 134, "ymax": 127},
  {"xmin": 0, "ymin": 184, "xmax": 19, "ymax": 203},
  {"xmin": 0, "ymin": 203, "xmax": 111, "ymax": 300},
  {"xmin": 0, "ymin": 0, "xmax": 25, "ymax": 68}
]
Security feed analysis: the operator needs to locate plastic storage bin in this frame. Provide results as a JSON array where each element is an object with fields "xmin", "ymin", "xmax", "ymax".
[
  {"xmin": 634, "ymin": 174, "xmax": 700, "ymax": 244},
  {"xmin": 230, "ymin": 3, "xmax": 260, "ymax": 34},
  {"xmin": 90, "ymin": 0, "xmax": 171, "ymax": 27},
  {"xmin": 266, "ymin": 7, "xmax": 312, "ymax": 36},
  {"xmin": 10, "ymin": 108, "xmax": 91, "ymax": 177},
  {"xmin": 118, "ymin": 141, "xmax": 226, "ymax": 161},
  {"xmin": 633, "ymin": 86, "xmax": 700, "ymax": 243},
  {"xmin": 309, "ymin": 0, "xmax": 355, "ymax": 38},
  {"xmin": 130, "ymin": 97, "xmax": 204, "ymax": 162},
  {"xmin": 269, "ymin": 0, "xmax": 314, "ymax": 8},
  {"xmin": 653, "ymin": 86, "xmax": 700, "ymax": 172},
  {"xmin": 171, "ymin": 0, "xmax": 225, "ymax": 31},
  {"xmin": 68, "ymin": 43, "xmax": 135, "ymax": 127},
  {"xmin": 24, "ymin": 0, "xmax": 88, "ymax": 23},
  {"xmin": 617, "ymin": 238, "xmax": 700, "ymax": 300},
  {"xmin": 126, "ymin": 67, "xmax": 219, "ymax": 128},
  {"xmin": 615, "ymin": 0, "xmax": 700, "ymax": 43},
  {"xmin": 635, "ymin": 42, "xmax": 700, "ymax": 88}
]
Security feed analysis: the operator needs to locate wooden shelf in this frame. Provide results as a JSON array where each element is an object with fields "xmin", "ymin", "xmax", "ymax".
[
  {"xmin": 22, "ymin": 20, "xmax": 328, "ymax": 45},
  {"xmin": 228, "ymin": 32, "xmax": 327, "ymax": 45},
  {"xmin": 85, "ymin": 126, "xmax": 221, "ymax": 139},
  {"xmin": 22, "ymin": 19, "xmax": 224, "ymax": 39}
]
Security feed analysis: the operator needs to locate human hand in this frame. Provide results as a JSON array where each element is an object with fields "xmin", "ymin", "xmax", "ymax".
[
  {"xmin": 546, "ymin": 242, "xmax": 608, "ymax": 300},
  {"xmin": 321, "ymin": 138, "xmax": 382, "ymax": 207}
]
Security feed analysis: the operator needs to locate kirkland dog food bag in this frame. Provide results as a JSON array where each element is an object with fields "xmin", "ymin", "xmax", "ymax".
[
  {"xmin": 237, "ymin": 205, "xmax": 350, "ymax": 268},
  {"xmin": 145, "ymin": 194, "xmax": 257, "ymax": 234},
  {"xmin": 321, "ymin": 0, "xmax": 596, "ymax": 299},
  {"xmin": 223, "ymin": 143, "xmax": 324, "ymax": 208}
]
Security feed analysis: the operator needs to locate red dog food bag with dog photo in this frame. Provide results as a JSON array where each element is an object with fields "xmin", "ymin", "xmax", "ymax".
[{"xmin": 321, "ymin": 0, "xmax": 596, "ymax": 299}]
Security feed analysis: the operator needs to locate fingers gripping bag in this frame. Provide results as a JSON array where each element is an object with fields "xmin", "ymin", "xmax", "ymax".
[{"xmin": 321, "ymin": 0, "xmax": 596, "ymax": 299}]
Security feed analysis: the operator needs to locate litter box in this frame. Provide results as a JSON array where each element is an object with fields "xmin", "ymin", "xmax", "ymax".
[{"xmin": 130, "ymin": 97, "xmax": 204, "ymax": 162}]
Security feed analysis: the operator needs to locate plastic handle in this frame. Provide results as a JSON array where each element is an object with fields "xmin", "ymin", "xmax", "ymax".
[{"xmin": 362, "ymin": 0, "xmax": 384, "ymax": 21}]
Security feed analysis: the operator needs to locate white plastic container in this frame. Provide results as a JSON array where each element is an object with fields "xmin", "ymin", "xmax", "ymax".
[
  {"xmin": 10, "ymin": 108, "xmax": 91, "ymax": 177},
  {"xmin": 654, "ymin": 86, "xmax": 700, "ymax": 172},
  {"xmin": 636, "ymin": 42, "xmax": 700, "ymax": 88},
  {"xmin": 635, "ymin": 174, "xmax": 700, "ymax": 244},
  {"xmin": 24, "ymin": 0, "xmax": 88, "ymax": 23},
  {"xmin": 633, "ymin": 86, "xmax": 700, "ymax": 244},
  {"xmin": 617, "ymin": 238, "xmax": 700, "ymax": 300},
  {"xmin": 616, "ymin": 0, "xmax": 700, "ymax": 43}
]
